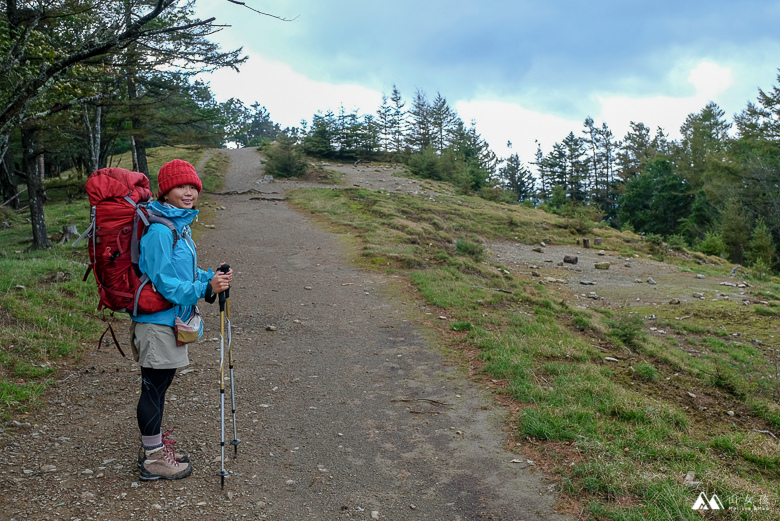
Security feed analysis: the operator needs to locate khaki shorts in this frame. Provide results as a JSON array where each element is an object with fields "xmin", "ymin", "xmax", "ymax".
[{"xmin": 130, "ymin": 321, "xmax": 189, "ymax": 369}]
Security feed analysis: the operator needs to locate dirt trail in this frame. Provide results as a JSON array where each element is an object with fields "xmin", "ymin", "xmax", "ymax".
[{"xmin": 0, "ymin": 148, "xmax": 571, "ymax": 520}]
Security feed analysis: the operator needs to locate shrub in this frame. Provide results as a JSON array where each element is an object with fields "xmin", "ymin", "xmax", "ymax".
[
  {"xmin": 746, "ymin": 218, "xmax": 777, "ymax": 269},
  {"xmin": 665, "ymin": 234, "xmax": 687, "ymax": 251},
  {"xmin": 565, "ymin": 208, "xmax": 595, "ymax": 235},
  {"xmin": 606, "ymin": 313, "xmax": 645, "ymax": 347},
  {"xmin": 478, "ymin": 186, "xmax": 516, "ymax": 204},
  {"xmin": 697, "ymin": 232, "xmax": 726, "ymax": 257},
  {"xmin": 263, "ymin": 132, "xmax": 307, "ymax": 178},
  {"xmin": 749, "ymin": 259, "xmax": 773, "ymax": 281}
]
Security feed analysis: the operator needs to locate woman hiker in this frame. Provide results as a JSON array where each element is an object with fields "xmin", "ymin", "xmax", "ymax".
[{"xmin": 131, "ymin": 159, "xmax": 233, "ymax": 480}]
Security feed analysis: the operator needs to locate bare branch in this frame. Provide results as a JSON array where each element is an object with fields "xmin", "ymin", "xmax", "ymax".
[
  {"xmin": 225, "ymin": 0, "xmax": 299, "ymax": 21},
  {"xmin": 134, "ymin": 17, "xmax": 218, "ymax": 40}
]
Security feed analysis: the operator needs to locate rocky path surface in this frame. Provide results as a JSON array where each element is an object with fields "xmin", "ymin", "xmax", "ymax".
[{"xmin": 1, "ymin": 148, "xmax": 571, "ymax": 520}]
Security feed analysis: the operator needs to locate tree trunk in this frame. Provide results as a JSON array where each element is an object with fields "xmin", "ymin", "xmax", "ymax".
[
  {"xmin": 0, "ymin": 135, "xmax": 18, "ymax": 208},
  {"xmin": 126, "ymin": 69, "xmax": 149, "ymax": 177},
  {"xmin": 22, "ymin": 127, "xmax": 52, "ymax": 250},
  {"xmin": 134, "ymin": 134, "xmax": 149, "ymax": 176},
  {"xmin": 84, "ymin": 104, "xmax": 102, "ymax": 172},
  {"xmin": 38, "ymin": 153, "xmax": 45, "ymax": 184}
]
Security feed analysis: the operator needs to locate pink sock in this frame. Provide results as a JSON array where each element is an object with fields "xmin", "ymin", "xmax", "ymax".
[{"xmin": 142, "ymin": 433, "xmax": 162, "ymax": 450}]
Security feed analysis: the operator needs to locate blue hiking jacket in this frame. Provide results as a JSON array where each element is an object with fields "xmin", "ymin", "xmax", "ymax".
[{"xmin": 132, "ymin": 200, "xmax": 214, "ymax": 327}]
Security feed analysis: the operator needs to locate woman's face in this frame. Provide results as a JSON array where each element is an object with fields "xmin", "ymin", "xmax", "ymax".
[{"xmin": 164, "ymin": 184, "xmax": 199, "ymax": 209}]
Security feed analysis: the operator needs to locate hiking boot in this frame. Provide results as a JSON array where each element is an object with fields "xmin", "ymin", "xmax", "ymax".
[
  {"xmin": 140, "ymin": 444, "xmax": 192, "ymax": 481},
  {"xmin": 138, "ymin": 429, "xmax": 189, "ymax": 468}
]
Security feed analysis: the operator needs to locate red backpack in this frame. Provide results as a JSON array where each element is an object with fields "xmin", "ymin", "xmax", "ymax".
[{"xmin": 74, "ymin": 167, "xmax": 178, "ymax": 319}]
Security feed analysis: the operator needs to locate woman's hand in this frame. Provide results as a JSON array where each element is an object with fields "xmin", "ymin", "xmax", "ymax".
[{"xmin": 211, "ymin": 265, "xmax": 233, "ymax": 294}]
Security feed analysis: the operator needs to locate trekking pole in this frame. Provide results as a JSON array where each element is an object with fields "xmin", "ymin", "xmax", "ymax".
[
  {"xmin": 217, "ymin": 264, "xmax": 230, "ymax": 488},
  {"xmin": 221, "ymin": 265, "xmax": 240, "ymax": 456}
]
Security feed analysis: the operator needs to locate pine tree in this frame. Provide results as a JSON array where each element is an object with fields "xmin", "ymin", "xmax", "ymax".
[
  {"xmin": 617, "ymin": 158, "xmax": 691, "ymax": 235},
  {"xmin": 583, "ymin": 117, "xmax": 600, "ymax": 199},
  {"xmin": 430, "ymin": 92, "xmax": 456, "ymax": 153},
  {"xmin": 735, "ymin": 72, "xmax": 780, "ymax": 141},
  {"xmin": 247, "ymin": 103, "xmax": 280, "ymax": 145},
  {"xmin": 720, "ymin": 198, "xmax": 752, "ymax": 265},
  {"xmin": 376, "ymin": 94, "xmax": 392, "ymax": 153},
  {"xmin": 618, "ymin": 121, "xmax": 655, "ymax": 181},
  {"xmin": 389, "ymin": 85, "xmax": 407, "ymax": 154},
  {"xmin": 303, "ymin": 112, "xmax": 336, "ymax": 158},
  {"xmin": 562, "ymin": 131, "xmax": 587, "ymax": 203},
  {"xmin": 677, "ymin": 102, "xmax": 732, "ymax": 189},
  {"xmin": 360, "ymin": 114, "xmax": 380, "ymax": 156},
  {"xmin": 499, "ymin": 153, "xmax": 534, "ymax": 201},
  {"xmin": 532, "ymin": 142, "xmax": 552, "ymax": 201},
  {"xmin": 747, "ymin": 218, "xmax": 777, "ymax": 269},
  {"xmin": 264, "ymin": 131, "xmax": 307, "ymax": 178},
  {"xmin": 407, "ymin": 89, "xmax": 432, "ymax": 153}
]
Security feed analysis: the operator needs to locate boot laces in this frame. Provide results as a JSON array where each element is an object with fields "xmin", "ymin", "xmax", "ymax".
[{"xmin": 161, "ymin": 429, "xmax": 180, "ymax": 466}]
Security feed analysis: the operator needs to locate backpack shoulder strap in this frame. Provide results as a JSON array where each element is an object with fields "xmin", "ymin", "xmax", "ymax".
[
  {"xmin": 130, "ymin": 211, "xmax": 179, "ymax": 316},
  {"xmin": 145, "ymin": 209, "xmax": 179, "ymax": 250}
]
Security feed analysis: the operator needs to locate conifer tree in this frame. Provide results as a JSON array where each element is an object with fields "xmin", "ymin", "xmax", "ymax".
[
  {"xmin": 720, "ymin": 198, "xmax": 752, "ymax": 265},
  {"xmin": 677, "ymin": 102, "xmax": 732, "ymax": 190},
  {"xmin": 562, "ymin": 132, "xmax": 587, "ymax": 203},
  {"xmin": 360, "ymin": 114, "xmax": 380, "ymax": 155},
  {"xmin": 583, "ymin": 117, "xmax": 600, "ymax": 198},
  {"xmin": 430, "ymin": 92, "xmax": 456, "ymax": 153},
  {"xmin": 389, "ymin": 85, "xmax": 406, "ymax": 154},
  {"xmin": 499, "ymin": 153, "xmax": 534, "ymax": 201},
  {"xmin": 532, "ymin": 142, "xmax": 552, "ymax": 201},
  {"xmin": 376, "ymin": 94, "xmax": 392, "ymax": 153},
  {"xmin": 407, "ymin": 89, "xmax": 432, "ymax": 153},
  {"xmin": 618, "ymin": 121, "xmax": 655, "ymax": 181},
  {"xmin": 747, "ymin": 218, "xmax": 777, "ymax": 269}
]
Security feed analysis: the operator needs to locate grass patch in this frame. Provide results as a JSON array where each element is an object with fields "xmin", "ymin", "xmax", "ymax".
[
  {"xmin": 200, "ymin": 149, "xmax": 230, "ymax": 192},
  {"xmin": 455, "ymin": 238, "xmax": 485, "ymax": 261},
  {"xmin": 634, "ymin": 361, "xmax": 659, "ymax": 382}
]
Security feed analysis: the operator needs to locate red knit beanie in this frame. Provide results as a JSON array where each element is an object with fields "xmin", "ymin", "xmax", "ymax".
[{"xmin": 157, "ymin": 159, "xmax": 202, "ymax": 198}]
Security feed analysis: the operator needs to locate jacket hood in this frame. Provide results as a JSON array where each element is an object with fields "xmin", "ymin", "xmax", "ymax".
[{"xmin": 149, "ymin": 200, "xmax": 199, "ymax": 230}]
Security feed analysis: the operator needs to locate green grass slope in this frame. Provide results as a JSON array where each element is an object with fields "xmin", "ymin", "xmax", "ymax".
[{"xmin": 288, "ymin": 183, "xmax": 780, "ymax": 521}]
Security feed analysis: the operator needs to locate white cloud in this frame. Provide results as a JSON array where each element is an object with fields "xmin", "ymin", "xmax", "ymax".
[
  {"xmin": 457, "ymin": 60, "xmax": 742, "ymax": 166},
  {"xmin": 456, "ymin": 99, "xmax": 581, "ymax": 165},
  {"xmin": 687, "ymin": 61, "xmax": 734, "ymax": 100},
  {"xmin": 596, "ymin": 60, "xmax": 736, "ymax": 141},
  {"xmin": 202, "ymin": 52, "xmax": 383, "ymax": 129}
]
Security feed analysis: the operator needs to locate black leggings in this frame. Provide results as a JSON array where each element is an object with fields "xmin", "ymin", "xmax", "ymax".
[{"xmin": 137, "ymin": 367, "xmax": 176, "ymax": 437}]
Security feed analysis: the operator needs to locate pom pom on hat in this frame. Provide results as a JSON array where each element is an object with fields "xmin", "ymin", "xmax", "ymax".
[{"xmin": 157, "ymin": 159, "xmax": 202, "ymax": 198}]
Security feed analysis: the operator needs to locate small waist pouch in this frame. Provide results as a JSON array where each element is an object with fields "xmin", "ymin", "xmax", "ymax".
[{"xmin": 174, "ymin": 306, "xmax": 203, "ymax": 346}]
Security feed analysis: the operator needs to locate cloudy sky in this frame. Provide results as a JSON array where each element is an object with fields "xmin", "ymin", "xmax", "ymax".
[{"xmin": 194, "ymin": 0, "xmax": 780, "ymax": 164}]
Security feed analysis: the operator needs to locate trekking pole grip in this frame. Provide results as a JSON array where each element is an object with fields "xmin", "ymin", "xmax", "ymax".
[{"xmin": 218, "ymin": 264, "xmax": 230, "ymax": 304}]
